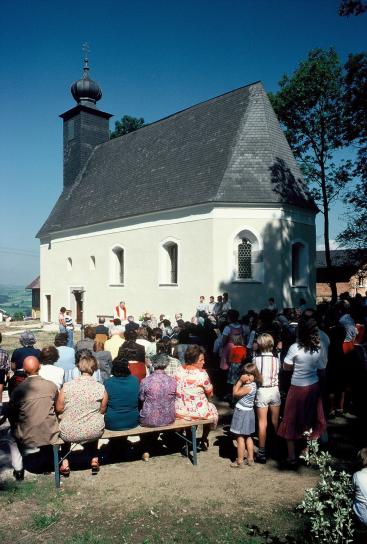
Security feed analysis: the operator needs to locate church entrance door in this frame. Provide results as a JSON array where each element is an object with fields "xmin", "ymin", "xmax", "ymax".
[{"xmin": 70, "ymin": 287, "xmax": 84, "ymax": 325}]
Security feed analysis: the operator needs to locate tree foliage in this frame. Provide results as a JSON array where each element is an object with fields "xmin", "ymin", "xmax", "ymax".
[
  {"xmin": 339, "ymin": 0, "xmax": 367, "ymax": 16},
  {"xmin": 269, "ymin": 48, "xmax": 352, "ymax": 301},
  {"xmin": 110, "ymin": 115, "xmax": 145, "ymax": 139},
  {"xmin": 337, "ymin": 52, "xmax": 367, "ymax": 247}
]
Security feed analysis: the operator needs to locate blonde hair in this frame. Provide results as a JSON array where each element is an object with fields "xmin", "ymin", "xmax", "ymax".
[
  {"xmin": 77, "ymin": 355, "xmax": 98, "ymax": 375},
  {"xmin": 256, "ymin": 333, "xmax": 274, "ymax": 353}
]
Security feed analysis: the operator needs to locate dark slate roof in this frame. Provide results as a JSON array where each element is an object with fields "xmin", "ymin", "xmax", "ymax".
[
  {"xmin": 316, "ymin": 250, "xmax": 367, "ymax": 269},
  {"xmin": 26, "ymin": 276, "xmax": 40, "ymax": 290},
  {"xmin": 37, "ymin": 81, "xmax": 316, "ymax": 238}
]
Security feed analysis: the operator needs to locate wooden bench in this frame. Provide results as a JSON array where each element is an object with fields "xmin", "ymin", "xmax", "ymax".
[{"xmin": 52, "ymin": 418, "xmax": 213, "ymax": 488}]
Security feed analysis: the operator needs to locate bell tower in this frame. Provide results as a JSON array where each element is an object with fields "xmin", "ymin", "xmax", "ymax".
[{"xmin": 60, "ymin": 45, "xmax": 112, "ymax": 188}]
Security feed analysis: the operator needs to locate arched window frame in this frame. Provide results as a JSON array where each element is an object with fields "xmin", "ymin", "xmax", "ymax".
[
  {"xmin": 89, "ymin": 256, "xmax": 96, "ymax": 271},
  {"xmin": 290, "ymin": 240, "xmax": 309, "ymax": 287},
  {"xmin": 159, "ymin": 237, "xmax": 180, "ymax": 287},
  {"xmin": 230, "ymin": 227, "xmax": 264, "ymax": 283},
  {"xmin": 66, "ymin": 257, "xmax": 72, "ymax": 271},
  {"xmin": 109, "ymin": 245, "xmax": 125, "ymax": 286}
]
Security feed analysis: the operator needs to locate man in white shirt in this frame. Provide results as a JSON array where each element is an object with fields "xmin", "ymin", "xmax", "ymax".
[{"xmin": 196, "ymin": 296, "xmax": 208, "ymax": 316}]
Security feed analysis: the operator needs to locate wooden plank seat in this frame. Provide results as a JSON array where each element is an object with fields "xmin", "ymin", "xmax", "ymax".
[{"xmin": 53, "ymin": 418, "xmax": 213, "ymax": 488}]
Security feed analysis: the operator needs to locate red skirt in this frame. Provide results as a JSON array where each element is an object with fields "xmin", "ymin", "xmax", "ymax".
[{"xmin": 277, "ymin": 382, "xmax": 326, "ymax": 440}]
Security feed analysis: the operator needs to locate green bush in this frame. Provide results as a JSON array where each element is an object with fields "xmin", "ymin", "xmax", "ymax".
[
  {"xmin": 298, "ymin": 433, "xmax": 354, "ymax": 543},
  {"xmin": 12, "ymin": 311, "xmax": 24, "ymax": 321}
]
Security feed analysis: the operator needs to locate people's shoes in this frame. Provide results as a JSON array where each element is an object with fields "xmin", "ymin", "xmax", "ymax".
[
  {"xmin": 244, "ymin": 459, "xmax": 255, "ymax": 467},
  {"xmin": 91, "ymin": 460, "xmax": 100, "ymax": 475},
  {"xmin": 256, "ymin": 453, "xmax": 267, "ymax": 464},
  {"xmin": 335, "ymin": 409, "xmax": 344, "ymax": 417},
  {"xmin": 230, "ymin": 461, "xmax": 246, "ymax": 469},
  {"xmin": 60, "ymin": 462, "xmax": 70, "ymax": 478},
  {"xmin": 13, "ymin": 469, "xmax": 24, "ymax": 481},
  {"xmin": 199, "ymin": 438, "xmax": 209, "ymax": 452},
  {"xmin": 142, "ymin": 452, "xmax": 150, "ymax": 462},
  {"xmin": 285, "ymin": 458, "xmax": 299, "ymax": 470}
]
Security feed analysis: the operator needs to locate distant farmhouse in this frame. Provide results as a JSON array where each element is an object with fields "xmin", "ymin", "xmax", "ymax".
[
  {"xmin": 316, "ymin": 249, "xmax": 367, "ymax": 302},
  {"xmin": 26, "ymin": 276, "xmax": 40, "ymax": 319},
  {"xmin": 36, "ymin": 58, "xmax": 317, "ymax": 323}
]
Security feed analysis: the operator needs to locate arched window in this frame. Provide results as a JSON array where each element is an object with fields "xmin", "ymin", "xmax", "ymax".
[
  {"xmin": 111, "ymin": 246, "xmax": 124, "ymax": 284},
  {"xmin": 291, "ymin": 242, "xmax": 308, "ymax": 286},
  {"xmin": 66, "ymin": 257, "xmax": 72, "ymax": 271},
  {"xmin": 238, "ymin": 238, "xmax": 252, "ymax": 279},
  {"xmin": 160, "ymin": 240, "xmax": 178, "ymax": 285},
  {"xmin": 232, "ymin": 228, "xmax": 264, "ymax": 283}
]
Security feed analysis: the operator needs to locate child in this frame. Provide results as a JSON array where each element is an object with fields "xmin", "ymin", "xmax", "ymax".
[
  {"xmin": 253, "ymin": 333, "xmax": 280, "ymax": 464},
  {"xmin": 226, "ymin": 335, "xmax": 247, "ymax": 401},
  {"xmin": 230, "ymin": 363, "xmax": 262, "ymax": 468},
  {"xmin": 353, "ymin": 448, "xmax": 367, "ymax": 525}
]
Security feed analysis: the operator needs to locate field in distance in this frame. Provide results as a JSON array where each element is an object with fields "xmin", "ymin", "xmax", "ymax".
[{"xmin": 0, "ymin": 284, "xmax": 32, "ymax": 318}]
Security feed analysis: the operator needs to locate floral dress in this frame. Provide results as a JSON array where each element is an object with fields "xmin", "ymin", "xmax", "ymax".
[
  {"xmin": 175, "ymin": 366, "xmax": 218, "ymax": 427},
  {"xmin": 59, "ymin": 377, "xmax": 105, "ymax": 443}
]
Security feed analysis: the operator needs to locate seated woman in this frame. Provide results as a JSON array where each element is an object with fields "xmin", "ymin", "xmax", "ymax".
[
  {"xmin": 118, "ymin": 331, "xmax": 147, "ymax": 382},
  {"xmin": 93, "ymin": 341, "xmax": 113, "ymax": 383},
  {"xmin": 70, "ymin": 349, "xmax": 103, "ymax": 383},
  {"xmin": 56, "ymin": 353, "xmax": 108, "ymax": 475},
  {"xmin": 175, "ymin": 345, "xmax": 218, "ymax": 449},
  {"xmin": 104, "ymin": 357, "xmax": 140, "ymax": 431},
  {"xmin": 140, "ymin": 354, "xmax": 176, "ymax": 427},
  {"xmin": 39, "ymin": 345, "xmax": 64, "ymax": 389}
]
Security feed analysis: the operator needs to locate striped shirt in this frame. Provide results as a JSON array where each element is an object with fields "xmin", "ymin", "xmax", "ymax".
[
  {"xmin": 254, "ymin": 353, "xmax": 279, "ymax": 387},
  {"xmin": 235, "ymin": 382, "xmax": 257, "ymax": 411}
]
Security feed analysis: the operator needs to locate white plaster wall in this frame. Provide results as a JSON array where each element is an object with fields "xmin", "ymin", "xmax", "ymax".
[
  {"xmin": 211, "ymin": 206, "xmax": 316, "ymax": 313},
  {"xmin": 40, "ymin": 211, "xmax": 214, "ymax": 323},
  {"xmin": 39, "ymin": 204, "xmax": 316, "ymax": 324}
]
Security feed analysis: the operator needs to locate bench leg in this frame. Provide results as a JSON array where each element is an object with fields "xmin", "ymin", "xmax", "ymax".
[
  {"xmin": 191, "ymin": 425, "xmax": 198, "ymax": 466},
  {"xmin": 53, "ymin": 445, "xmax": 60, "ymax": 489}
]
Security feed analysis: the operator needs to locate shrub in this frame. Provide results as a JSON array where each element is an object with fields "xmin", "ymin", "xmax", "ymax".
[
  {"xmin": 298, "ymin": 433, "xmax": 354, "ymax": 543},
  {"xmin": 12, "ymin": 311, "xmax": 24, "ymax": 321}
]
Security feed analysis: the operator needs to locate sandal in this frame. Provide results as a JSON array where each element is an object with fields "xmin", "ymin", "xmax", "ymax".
[
  {"xmin": 230, "ymin": 461, "xmax": 246, "ymax": 469},
  {"xmin": 91, "ymin": 460, "xmax": 100, "ymax": 475},
  {"xmin": 60, "ymin": 461, "xmax": 70, "ymax": 477},
  {"xmin": 199, "ymin": 438, "xmax": 209, "ymax": 451}
]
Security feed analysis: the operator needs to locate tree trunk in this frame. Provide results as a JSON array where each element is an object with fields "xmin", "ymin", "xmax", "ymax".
[{"xmin": 320, "ymin": 164, "xmax": 338, "ymax": 303}]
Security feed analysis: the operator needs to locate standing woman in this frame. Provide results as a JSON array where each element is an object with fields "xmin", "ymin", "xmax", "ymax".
[
  {"xmin": 277, "ymin": 318, "xmax": 326, "ymax": 465},
  {"xmin": 56, "ymin": 354, "xmax": 108, "ymax": 475}
]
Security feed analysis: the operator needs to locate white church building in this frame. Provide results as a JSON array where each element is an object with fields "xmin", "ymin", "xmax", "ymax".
[{"xmin": 37, "ymin": 59, "xmax": 317, "ymax": 324}]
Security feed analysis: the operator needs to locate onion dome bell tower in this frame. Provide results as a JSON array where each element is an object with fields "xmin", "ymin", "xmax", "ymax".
[{"xmin": 60, "ymin": 47, "xmax": 112, "ymax": 188}]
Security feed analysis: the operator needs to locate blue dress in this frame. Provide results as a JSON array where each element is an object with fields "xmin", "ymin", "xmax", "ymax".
[{"xmin": 104, "ymin": 375, "xmax": 140, "ymax": 430}]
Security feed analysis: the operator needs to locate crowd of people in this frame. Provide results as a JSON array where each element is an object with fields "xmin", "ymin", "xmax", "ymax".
[{"xmin": 1, "ymin": 290, "xmax": 367, "ymax": 525}]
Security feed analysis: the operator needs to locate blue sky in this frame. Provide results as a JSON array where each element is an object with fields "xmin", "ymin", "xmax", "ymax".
[{"xmin": 0, "ymin": 0, "xmax": 365, "ymax": 285}]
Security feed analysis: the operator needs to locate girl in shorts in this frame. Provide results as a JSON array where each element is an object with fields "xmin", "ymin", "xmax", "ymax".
[
  {"xmin": 230, "ymin": 363, "xmax": 262, "ymax": 468},
  {"xmin": 254, "ymin": 333, "xmax": 280, "ymax": 464}
]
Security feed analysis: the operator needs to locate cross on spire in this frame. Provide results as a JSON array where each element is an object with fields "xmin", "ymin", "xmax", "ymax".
[{"xmin": 82, "ymin": 42, "xmax": 90, "ymax": 78}]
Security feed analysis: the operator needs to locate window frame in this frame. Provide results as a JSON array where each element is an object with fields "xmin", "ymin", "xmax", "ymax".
[
  {"xmin": 109, "ymin": 245, "xmax": 125, "ymax": 286},
  {"xmin": 231, "ymin": 227, "xmax": 264, "ymax": 284},
  {"xmin": 159, "ymin": 238, "xmax": 180, "ymax": 287},
  {"xmin": 290, "ymin": 240, "xmax": 309, "ymax": 288}
]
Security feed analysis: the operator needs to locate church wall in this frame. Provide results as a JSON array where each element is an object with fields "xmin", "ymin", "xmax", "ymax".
[
  {"xmin": 211, "ymin": 206, "xmax": 316, "ymax": 313},
  {"xmin": 40, "ymin": 213, "xmax": 214, "ymax": 323}
]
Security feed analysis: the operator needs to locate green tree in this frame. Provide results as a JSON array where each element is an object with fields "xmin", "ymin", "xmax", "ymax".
[
  {"xmin": 12, "ymin": 311, "xmax": 23, "ymax": 321},
  {"xmin": 269, "ymin": 48, "xmax": 352, "ymax": 302},
  {"xmin": 339, "ymin": 0, "xmax": 367, "ymax": 16},
  {"xmin": 110, "ymin": 115, "xmax": 145, "ymax": 139},
  {"xmin": 337, "ymin": 52, "xmax": 367, "ymax": 248}
]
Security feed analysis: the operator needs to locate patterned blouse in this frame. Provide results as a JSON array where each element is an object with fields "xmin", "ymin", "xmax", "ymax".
[
  {"xmin": 175, "ymin": 366, "xmax": 218, "ymax": 425},
  {"xmin": 139, "ymin": 370, "xmax": 176, "ymax": 427},
  {"xmin": 59, "ymin": 376, "xmax": 105, "ymax": 443}
]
